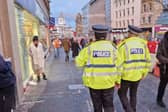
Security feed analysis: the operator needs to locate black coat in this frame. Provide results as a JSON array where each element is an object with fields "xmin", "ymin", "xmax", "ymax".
[
  {"xmin": 157, "ymin": 39, "xmax": 168, "ymax": 77},
  {"xmin": 0, "ymin": 55, "xmax": 16, "ymax": 89},
  {"xmin": 71, "ymin": 42, "xmax": 80, "ymax": 58}
]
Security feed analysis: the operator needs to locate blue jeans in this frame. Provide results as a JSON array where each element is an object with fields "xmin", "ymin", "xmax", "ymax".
[{"xmin": 54, "ymin": 48, "xmax": 59, "ymax": 57}]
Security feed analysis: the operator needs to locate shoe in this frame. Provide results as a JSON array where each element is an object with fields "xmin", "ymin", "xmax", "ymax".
[
  {"xmin": 42, "ymin": 73, "xmax": 47, "ymax": 80},
  {"xmin": 157, "ymin": 101, "xmax": 166, "ymax": 108},
  {"xmin": 37, "ymin": 76, "xmax": 41, "ymax": 83}
]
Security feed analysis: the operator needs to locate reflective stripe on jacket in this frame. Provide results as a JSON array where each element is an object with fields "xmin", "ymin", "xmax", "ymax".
[
  {"xmin": 76, "ymin": 40, "xmax": 122, "ymax": 89},
  {"xmin": 118, "ymin": 37, "xmax": 151, "ymax": 81}
]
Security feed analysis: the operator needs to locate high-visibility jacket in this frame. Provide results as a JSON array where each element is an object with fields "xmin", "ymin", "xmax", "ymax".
[
  {"xmin": 76, "ymin": 40, "xmax": 122, "ymax": 89},
  {"xmin": 118, "ymin": 37, "xmax": 151, "ymax": 81}
]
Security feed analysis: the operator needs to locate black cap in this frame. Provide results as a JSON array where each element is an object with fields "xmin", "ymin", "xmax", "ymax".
[
  {"xmin": 92, "ymin": 25, "xmax": 110, "ymax": 33},
  {"xmin": 128, "ymin": 25, "xmax": 143, "ymax": 34},
  {"xmin": 33, "ymin": 36, "xmax": 39, "ymax": 41}
]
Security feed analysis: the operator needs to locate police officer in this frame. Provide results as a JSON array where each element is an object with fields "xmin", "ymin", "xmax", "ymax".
[
  {"xmin": 118, "ymin": 25, "xmax": 151, "ymax": 112},
  {"xmin": 76, "ymin": 25, "xmax": 121, "ymax": 112}
]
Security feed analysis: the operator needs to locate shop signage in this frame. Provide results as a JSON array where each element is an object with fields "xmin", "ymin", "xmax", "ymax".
[
  {"xmin": 15, "ymin": 0, "xmax": 48, "ymax": 24},
  {"xmin": 155, "ymin": 25, "xmax": 168, "ymax": 32}
]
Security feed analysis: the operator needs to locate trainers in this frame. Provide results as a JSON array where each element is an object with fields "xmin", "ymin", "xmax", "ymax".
[{"xmin": 157, "ymin": 101, "xmax": 166, "ymax": 108}]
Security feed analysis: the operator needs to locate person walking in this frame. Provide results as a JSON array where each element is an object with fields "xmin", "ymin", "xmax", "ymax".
[
  {"xmin": 29, "ymin": 36, "xmax": 47, "ymax": 83},
  {"xmin": 156, "ymin": 31, "xmax": 168, "ymax": 108},
  {"xmin": 76, "ymin": 25, "xmax": 121, "ymax": 112},
  {"xmin": 62, "ymin": 38, "xmax": 71, "ymax": 62},
  {"xmin": 53, "ymin": 37, "xmax": 61, "ymax": 58},
  {"xmin": 118, "ymin": 25, "xmax": 151, "ymax": 112},
  {"xmin": 71, "ymin": 39, "xmax": 80, "ymax": 58},
  {"xmin": 0, "ymin": 55, "xmax": 16, "ymax": 112},
  {"xmin": 80, "ymin": 38, "xmax": 86, "ymax": 49}
]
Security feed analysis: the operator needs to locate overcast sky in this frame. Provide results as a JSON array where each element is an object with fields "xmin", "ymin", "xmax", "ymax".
[{"xmin": 50, "ymin": 0, "xmax": 90, "ymax": 28}]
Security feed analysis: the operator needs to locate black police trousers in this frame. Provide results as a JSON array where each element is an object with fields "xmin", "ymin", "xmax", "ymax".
[
  {"xmin": 89, "ymin": 87, "xmax": 114, "ymax": 112},
  {"xmin": 118, "ymin": 80, "xmax": 140, "ymax": 112},
  {"xmin": 157, "ymin": 72, "xmax": 168, "ymax": 102},
  {"xmin": 0, "ymin": 84, "xmax": 16, "ymax": 112}
]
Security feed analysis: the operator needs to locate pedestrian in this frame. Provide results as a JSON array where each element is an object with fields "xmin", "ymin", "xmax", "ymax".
[
  {"xmin": 53, "ymin": 37, "xmax": 61, "ymax": 58},
  {"xmin": 62, "ymin": 38, "xmax": 71, "ymax": 62},
  {"xmin": 29, "ymin": 36, "xmax": 47, "ymax": 83},
  {"xmin": 156, "ymin": 31, "xmax": 168, "ymax": 108},
  {"xmin": 0, "ymin": 55, "xmax": 16, "ymax": 112},
  {"xmin": 118, "ymin": 25, "xmax": 151, "ymax": 112},
  {"xmin": 80, "ymin": 38, "xmax": 86, "ymax": 48},
  {"xmin": 71, "ymin": 39, "xmax": 80, "ymax": 58},
  {"xmin": 76, "ymin": 25, "xmax": 121, "ymax": 112}
]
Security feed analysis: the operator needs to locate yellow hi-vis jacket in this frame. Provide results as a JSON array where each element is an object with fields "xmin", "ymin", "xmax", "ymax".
[
  {"xmin": 75, "ymin": 40, "xmax": 122, "ymax": 89},
  {"xmin": 118, "ymin": 37, "xmax": 151, "ymax": 81}
]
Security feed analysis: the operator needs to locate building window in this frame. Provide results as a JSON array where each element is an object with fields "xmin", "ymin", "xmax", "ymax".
[
  {"xmin": 143, "ymin": 17, "xmax": 145, "ymax": 24},
  {"xmin": 127, "ymin": 8, "xmax": 130, "ymax": 16},
  {"xmin": 132, "ymin": 7, "xmax": 134, "ymax": 15},
  {"xmin": 116, "ymin": 11, "xmax": 118, "ymax": 18},
  {"xmin": 116, "ymin": 22, "xmax": 118, "ymax": 27},
  {"xmin": 128, "ymin": 0, "xmax": 130, "ymax": 4},
  {"xmin": 119, "ymin": 21, "xmax": 122, "ymax": 27},
  {"xmin": 131, "ymin": 19, "xmax": 134, "ymax": 25},
  {"xmin": 149, "ymin": 3, "xmax": 152, "ymax": 11},
  {"xmin": 124, "ymin": 0, "xmax": 126, "ymax": 5},
  {"xmin": 123, "ymin": 9, "xmax": 125, "ymax": 17},
  {"xmin": 148, "ymin": 16, "xmax": 152, "ymax": 23},
  {"xmin": 127, "ymin": 20, "xmax": 130, "ymax": 25},
  {"xmin": 123, "ymin": 20, "xmax": 125, "ymax": 27},
  {"xmin": 120, "ymin": 10, "xmax": 122, "ymax": 17},
  {"xmin": 119, "ymin": 0, "xmax": 121, "ymax": 6},
  {"xmin": 144, "ymin": 4, "xmax": 147, "ymax": 12},
  {"xmin": 132, "ymin": 0, "xmax": 134, "ymax": 2},
  {"xmin": 116, "ymin": 0, "xmax": 118, "ymax": 7}
]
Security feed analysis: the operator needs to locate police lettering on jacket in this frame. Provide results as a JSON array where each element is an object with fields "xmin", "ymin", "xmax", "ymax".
[{"xmin": 93, "ymin": 51, "xmax": 111, "ymax": 57}]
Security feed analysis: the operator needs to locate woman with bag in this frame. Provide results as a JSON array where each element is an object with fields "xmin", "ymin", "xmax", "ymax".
[{"xmin": 0, "ymin": 54, "xmax": 16, "ymax": 112}]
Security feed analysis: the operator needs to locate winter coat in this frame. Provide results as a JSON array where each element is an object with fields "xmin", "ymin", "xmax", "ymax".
[
  {"xmin": 29, "ymin": 42, "xmax": 45, "ymax": 73},
  {"xmin": 62, "ymin": 39, "xmax": 71, "ymax": 52},
  {"xmin": 157, "ymin": 39, "xmax": 168, "ymax": 76},
  {"xmin": 71, "ymin": 42, "xmax": 80, "ymax": 58},
  {"xmin": 0, "ymin": 55, "xmax": 16, "ymax": 89}
]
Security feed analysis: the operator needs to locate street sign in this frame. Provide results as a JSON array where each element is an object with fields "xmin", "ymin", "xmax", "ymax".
[{"xmin": 49, "ymin": 17, "xmax": 55, "ymax": 26}]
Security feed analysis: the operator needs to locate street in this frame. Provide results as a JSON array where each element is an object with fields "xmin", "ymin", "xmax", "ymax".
[{"xmin": 15, "ymin": 49, "xmax": 168, "ymax": 112}]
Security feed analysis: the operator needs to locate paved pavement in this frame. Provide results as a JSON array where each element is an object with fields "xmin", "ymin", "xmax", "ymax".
[{"xmin": 16, "ymin": 48, "xmax": 168, "ymax": 112}]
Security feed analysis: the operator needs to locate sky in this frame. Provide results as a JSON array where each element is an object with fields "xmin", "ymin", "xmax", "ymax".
[{"xmin": 50, "ymin": 0, "xmax": 90, "ymax": 28}]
